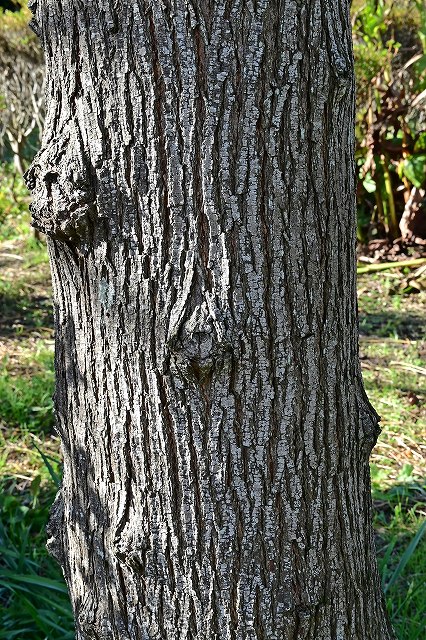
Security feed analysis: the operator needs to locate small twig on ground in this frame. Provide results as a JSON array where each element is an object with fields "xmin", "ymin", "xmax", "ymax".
[
  {"xmin": 390, "ymin": 362, "xmax": 426, "ymax": 376},
  {"xmin": 0, "ymin": 253, "xmax": 24, "ymax": 260},
  {"xmin": 357, "ymin": 258, "xmax": 426, "ymax": 274}
]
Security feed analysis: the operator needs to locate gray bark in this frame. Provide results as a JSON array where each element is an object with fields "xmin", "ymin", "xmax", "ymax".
[{"xmin": 25, "ymin": 1, "xmax": 395, "ymax": 639}]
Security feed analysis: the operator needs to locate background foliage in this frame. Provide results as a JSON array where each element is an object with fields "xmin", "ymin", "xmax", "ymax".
[{"xmin": 353, "ymin": 0, "xmax": 426, "ymax": 244}]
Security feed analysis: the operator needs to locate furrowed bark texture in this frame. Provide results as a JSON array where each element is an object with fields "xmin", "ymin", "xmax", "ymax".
[{"xmin": 26, "ymin": 1, "xmax": 396, "ymax": 639}]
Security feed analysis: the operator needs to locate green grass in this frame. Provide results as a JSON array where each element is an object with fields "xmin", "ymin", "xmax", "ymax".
[
  {"xmin": 0, "ymin": 350, "xmax": 54, "ymax": 433},
  {"xmin": 0, "ymin": 482, "xmax": 74, "ymax": 640},
  {"xmin": 358, "ymin": 273, "xmax": 426, "ymax": 341},
  {"xmin": 0, "ymin": 347, "xmax": 56, "ymax": 487},
  {"xmin": 0, "ymin": 163, "xmax": 31, "ymax": 232},
  {"xmin": 362, "ymin": 339, "xmax": 425, "ymax": 485},
  {"xmin": 373, "ymin": 488, "xmax": 426, "ymax": 639}
]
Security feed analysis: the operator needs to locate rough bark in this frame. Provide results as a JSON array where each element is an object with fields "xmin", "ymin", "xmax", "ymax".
[{"xmin": 25, "ymin": 1, "xmax": 395, "ymax": 638}]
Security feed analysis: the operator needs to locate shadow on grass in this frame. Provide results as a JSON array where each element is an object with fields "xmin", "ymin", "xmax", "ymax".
[
  {"xmin": 365, "ymin": 367, "xmax": 426, "ymax": 398},
  {"xmin": 359, "ymin": 310, "xmax": 425, "ymax": 340},
  {"xmin": 0, "ymin": 291, "xmax": 53, "ymax": 339}
]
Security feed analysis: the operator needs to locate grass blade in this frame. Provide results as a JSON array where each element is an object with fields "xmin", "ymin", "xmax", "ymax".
[
  {"xmin": 384, "ymin": 520, "xmax": 426, "ymax": 593},
  {"xmin": 32, "ymin": 441, "xmax": 61, "ymax": 488},
  {"xmin": 0, "ymin": 572, "xmax": 69, "ymax": 594}
]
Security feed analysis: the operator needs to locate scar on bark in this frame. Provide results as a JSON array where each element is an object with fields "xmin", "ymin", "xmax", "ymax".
[{"xmin": 24, "ymin": 129, "xmax": 97, "ymax": 242}]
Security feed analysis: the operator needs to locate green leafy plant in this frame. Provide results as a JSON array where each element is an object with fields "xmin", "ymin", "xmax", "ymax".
[{"xmin": 352, "ymin": 1, "xmax": 426, "ymax": 243}]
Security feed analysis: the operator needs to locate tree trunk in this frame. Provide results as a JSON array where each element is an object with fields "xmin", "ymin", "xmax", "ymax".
[{"xmin": 25, "ymin": 1, "xmax": 395, "ymax": 638}]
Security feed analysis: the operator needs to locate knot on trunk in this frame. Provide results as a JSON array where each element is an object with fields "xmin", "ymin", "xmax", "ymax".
[
  {"xmin": 168, "ymin": 300, "xmax": 231, "ymax": 382},
  {"xmin": 113, "ymin": 527, "xmax": 151, "ymax": 572},
  {"xmin": 24, "ymin": 130, "xmax": 96, "ymax": 242},
  {"xmin": 113, "ymin": 546, "xmax": 149, "ymax": 572},
  {"xmin": 358, "ymin": 398, "xmax": 381, "ymax": 456}
]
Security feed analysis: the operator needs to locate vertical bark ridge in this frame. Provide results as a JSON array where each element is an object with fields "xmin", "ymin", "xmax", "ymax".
[{"xmin": 26, "ymin": 1, "xmax": 395, "ymax": 638}]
